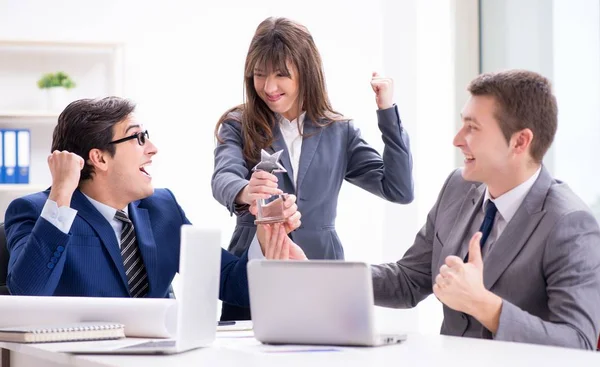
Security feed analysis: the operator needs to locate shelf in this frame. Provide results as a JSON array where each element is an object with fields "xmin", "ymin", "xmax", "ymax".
[
  {"xmin": 0, "ymin": 39, "xmax": 123, "ymax": 54},
  {"xmin": 0, "ymin": 184, "xmax": 48, "ymax": 192},
  {"xmin": 0, "ymin": 110, "xmax": 59, "ymax": 119},
  {"xmin": 0, "ymin": 39, "xmax": 122, "ymax": 47},
  {"xmin": 0, "ymin": 38, "xmax": 121, "ymax": 212},
  {"xmin": 0, "ymin": 111, "xmax": 59, "ymax": 127}
]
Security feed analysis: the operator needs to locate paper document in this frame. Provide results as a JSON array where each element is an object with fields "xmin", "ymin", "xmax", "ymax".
[
  {"xmin": 33, "ymin": 338, "xmax": 152, "ymax": 353},
  {"xmin": 217, "ymin": 320, "xmax": 253, "ymax": 332},
  {"xmin": 218, "ymin": 337, "xmax": 344, "ymax": 354},
  {"xmin": 0, "ymin": 296, "xmax": 177, "ymax": 338}
]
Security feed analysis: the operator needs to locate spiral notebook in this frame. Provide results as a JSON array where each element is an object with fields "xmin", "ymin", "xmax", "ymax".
[{"xmin": 0, "ymin": 322, "xmax": 125, "ymax": 343}]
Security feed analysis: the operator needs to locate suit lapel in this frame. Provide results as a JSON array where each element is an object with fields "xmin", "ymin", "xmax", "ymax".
[
  {"xmin": 70, "ymin": 190, "xmax": 128, "ymax": 291},
  {"xmin": 482, "ymin": 167, "xmax": 551, "ymax": 289},
  {"xmin": 268, "ymin": 123, "xmax": 295, "ymax": 188},
  {"xmin": 438, "ymin": 184, "xmax": 485, "ymax": 269},
  {"xmin": 296, "ymin": 118, "xmax": 323, "ymax": 192},
  {"xmin": 128, "ymin": 201, "xmax": 158, "ymax": 296}
]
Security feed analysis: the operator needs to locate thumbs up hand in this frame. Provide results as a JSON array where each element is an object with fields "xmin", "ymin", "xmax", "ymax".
[
  {"xmin": 433, "ymin": 232, "xmax": 504, "ymax": 333},
  {"xmin": 433, "ymin": 232, "xmax": 487, "ymax": 314}
]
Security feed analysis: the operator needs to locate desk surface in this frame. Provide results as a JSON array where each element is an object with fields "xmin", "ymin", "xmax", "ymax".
[{"xmin": 2, "ymin": 332, "xmax": 599, "ymax": 367}]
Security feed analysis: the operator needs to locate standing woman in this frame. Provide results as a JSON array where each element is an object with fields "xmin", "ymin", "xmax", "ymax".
[{"xmin": 213, "ymin": 17, "xmax": 414, "ymax": 320}]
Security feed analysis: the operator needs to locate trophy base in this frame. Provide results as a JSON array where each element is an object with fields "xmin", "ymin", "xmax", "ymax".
[
  {"xmin": 254, "ymin": 217, "xmax": 286, "ymax": 225},
  {"xmin": 255, "ymin": 195, "xmax": 286, "ymax": 225}
]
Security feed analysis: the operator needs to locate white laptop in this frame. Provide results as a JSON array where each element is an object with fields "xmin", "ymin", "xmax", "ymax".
[
  {"xmin": 72, "ymin": 225, "xmax": 221, "ymax": 355},
  {"xmin": 248, "ymin": 260, "xmax": 407, "ymax": 347}
]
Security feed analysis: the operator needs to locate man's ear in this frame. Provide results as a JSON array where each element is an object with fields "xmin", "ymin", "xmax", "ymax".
[
  {"xmin": 88, "ymin": 148, "xmax": 109, "ymax": 173},
  {"xmin": 512, "ymin": 128, "xmax": 534, "ymax": 156}
]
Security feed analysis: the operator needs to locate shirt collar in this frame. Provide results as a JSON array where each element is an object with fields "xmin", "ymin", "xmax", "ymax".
[
  {"xmin": 82, "ymin": 193, "xmax": 128, "ymax": 223},
  {"xmin": 278, "ymin": 112, "xmax": 306, "ymax": 130},
  {"xmin": 483, "ymin": 166, "xmax": 542, "ymax": 223}
]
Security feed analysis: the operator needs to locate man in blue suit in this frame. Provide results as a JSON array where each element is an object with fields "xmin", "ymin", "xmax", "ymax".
[{"xmin": 4, "ymin": 97, "xmax": 304, "ymax": 304}]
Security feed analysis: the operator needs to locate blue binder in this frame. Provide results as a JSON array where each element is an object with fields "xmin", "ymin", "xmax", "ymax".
[
  {"xmin": 3, "ymin": 130, "xmax": 17, "ymax": 184},
  {"xmin": 0, "ymin": 129, "xmax": 4, "ymax": 184},
  {"xmin": 17, "ymin": 129, "xmax": 30, "ymax": 184}
]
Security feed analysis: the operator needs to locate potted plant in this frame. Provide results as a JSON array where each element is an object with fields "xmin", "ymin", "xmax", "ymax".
[{"xmin": 37, "ymin": 72, "xmax": 76, "ymax": 111}]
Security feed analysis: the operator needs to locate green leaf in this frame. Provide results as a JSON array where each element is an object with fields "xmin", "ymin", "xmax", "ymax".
[{"xmin": 37, "ymin": 72, "xmax": 76, "ymax": 89}]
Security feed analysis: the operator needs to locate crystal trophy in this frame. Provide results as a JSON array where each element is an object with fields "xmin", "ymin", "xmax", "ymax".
[{"xmin": 253, "ymin": 149, "xmax": 287, "ymax": 225}]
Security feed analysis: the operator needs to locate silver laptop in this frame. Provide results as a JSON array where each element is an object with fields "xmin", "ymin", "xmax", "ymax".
[
  {"xmin": 72, "ymin": 225, "xmax": 221, "ymax": 355},
  {"xmin": 248, "ymin": 260, "xmax": 407, "ymax": 347}
]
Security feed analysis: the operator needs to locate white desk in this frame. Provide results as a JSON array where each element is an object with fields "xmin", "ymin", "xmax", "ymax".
[{"xmin": 1, "ymin": 332, "xmax": 599, "ymax": 367}]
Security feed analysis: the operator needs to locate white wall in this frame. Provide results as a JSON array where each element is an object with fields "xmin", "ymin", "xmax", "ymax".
[
  {"xmin": 481, "ymin": 0, "xmax": 554, "ymax": 77},
  {"xmin": 0, "ymin": 0, "xmax": 472, "ymax": 334},
  {"xmin": 552, "ymin": 0, "xmax": 600, "ymax": 208}
]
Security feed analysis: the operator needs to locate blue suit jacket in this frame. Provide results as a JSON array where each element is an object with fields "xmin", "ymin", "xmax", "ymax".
[
  {"xmin": 212, "ymin": 106, "xmax": 414, "ymax": 260},
  {"xmin": 4, "ymin": 189, "xmax": 249, "ymax": 306}
]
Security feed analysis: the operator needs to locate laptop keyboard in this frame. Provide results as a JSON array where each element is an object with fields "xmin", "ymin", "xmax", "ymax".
[{"xmin": 121, "ymin": 340, "xmax": 176, "ymax": 349}]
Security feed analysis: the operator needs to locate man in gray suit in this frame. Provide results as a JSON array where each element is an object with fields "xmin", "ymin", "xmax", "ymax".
[{"xmin": 372, "ymin": 70, "xmax": 600, "ymax": 350}]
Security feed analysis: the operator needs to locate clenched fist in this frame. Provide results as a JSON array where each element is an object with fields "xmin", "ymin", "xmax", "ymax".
[
  {"xmin": 48, "ymin": 150, "xmax": 84, "ymax": 207},
  {"xmin": 370, "ymin": 72, "xmax": 394, "ymax": 110}
]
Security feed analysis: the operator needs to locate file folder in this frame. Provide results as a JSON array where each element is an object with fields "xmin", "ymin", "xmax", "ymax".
[
  {"xmin": 17, "ymin": 129, "xmax": 30, "ymax": 184},
  {"xmin": 3, "ymin": 130, "xmax": 16, "ymax": 184},
  {"xmin": 0, "ymin": 129, "xmax": 4, "ymax": 184}
]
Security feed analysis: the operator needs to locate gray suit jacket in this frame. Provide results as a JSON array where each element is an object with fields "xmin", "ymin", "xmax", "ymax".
[
  {"xmin": 212, "ymin": 106, "xmax": 414, "ymax": 260},
  {"xmin": 372, "ymin": 167, "xmax": 600, "ymax": 349}
]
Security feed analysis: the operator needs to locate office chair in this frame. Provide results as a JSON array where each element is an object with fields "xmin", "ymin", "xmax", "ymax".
[{"xmin": 0, "ymin": 223, "xmax": 9, "ymax": 295}]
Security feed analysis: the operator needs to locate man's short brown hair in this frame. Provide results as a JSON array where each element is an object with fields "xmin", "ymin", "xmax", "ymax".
[
  {"xmin": 468, "ymin": 70, "xmax": 558, "ymax": 162},
  {"xmin": 52, "ymin": 97, "xmax": 136, "ymax": 182}
]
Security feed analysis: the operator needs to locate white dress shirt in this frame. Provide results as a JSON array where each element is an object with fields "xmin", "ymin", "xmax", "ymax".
[
  {"xmin": 41, "ymin": 194, "xmax": 126, "ymax": 244},
  {"xmin": 470, "ymin": 167, "xmax": 542, "ymax": 257},
  {"xmin": 248, "ymin": 112, "xmax": 306, "ymax": 259},
  {"xmin": 40, "ymin": 199, "xmax": 78, "ymax": 235},
  {"xmin": 277, "ymin": 112, "xmax": 305, "ymax": 187}
]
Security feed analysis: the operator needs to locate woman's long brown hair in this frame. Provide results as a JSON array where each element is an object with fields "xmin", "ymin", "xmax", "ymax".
[{"xmin": 214, "ymin": 17, "xmax": 343, "ymax": 165}]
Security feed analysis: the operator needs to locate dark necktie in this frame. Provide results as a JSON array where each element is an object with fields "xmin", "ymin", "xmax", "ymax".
[
  {"xmin": 479, "ymin": 200, "xmax": 498, "ymax": 249},
  {"xmin": 115, "ymin": 210, "xmax": 149, "ymax": 298},
  {"xmin": 465, "ymin": 200, "xmax": 498, "ymax": 262}
]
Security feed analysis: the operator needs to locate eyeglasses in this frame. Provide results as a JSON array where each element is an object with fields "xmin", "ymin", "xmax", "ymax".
[{"xmin": 108, "ymin": 130, "xmax": 149, "ymax": 146}]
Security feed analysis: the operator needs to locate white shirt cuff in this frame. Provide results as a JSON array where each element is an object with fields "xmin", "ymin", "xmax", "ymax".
[
  {"xmin": 248, "ymin": 233, "xmax": 266, "ymax": 260},
  {"xmin": 41, "ymin": 199, "xmax": 77, "ymax": 234}
]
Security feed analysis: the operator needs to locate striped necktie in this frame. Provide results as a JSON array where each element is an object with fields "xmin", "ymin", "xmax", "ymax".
[{"xmin": 115, "ymin": 210, "xmax": 149, "ymax": 298}]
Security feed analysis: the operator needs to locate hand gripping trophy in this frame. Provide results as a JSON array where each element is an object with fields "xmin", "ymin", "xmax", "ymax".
[{"xmin": 252, "ymin": 149, "xmax": 288, "ymax": 225}]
